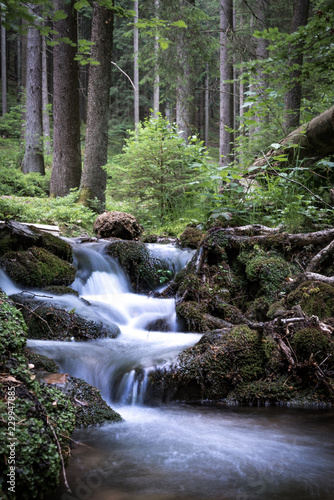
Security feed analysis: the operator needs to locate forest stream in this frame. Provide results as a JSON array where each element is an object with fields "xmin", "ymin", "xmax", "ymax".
[{"xmin": 2, "ymin": 240, "xmax": 334, "ymax": 500}]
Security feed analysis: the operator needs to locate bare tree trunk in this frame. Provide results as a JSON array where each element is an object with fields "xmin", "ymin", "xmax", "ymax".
[
  {"xmin": 204, "ymin": 63, "xmax": 209, "ymax": 147},
  {"xmin": 219, "ymin": 0, "xmax": 234, "ymax": 166},
  {"xmin": 42, "ymin": 35, "xmax": 51, "ymax": 155},
  {"xmin": 252, "ymin": 0, "xmax": 269, "ymax": 134},
  {"xmin": 1, "ymin": 13, "xmax": 7, "ymax": 116},
  {"xmin": 153, "ymin": 0, "xmax": 160, "ymax": 118},
  {"xmin": 79, "ymin": 2, "xmax": 113, "ymax": 211},
  {"xmin": 284, "ymin": 0, "xmax": 310, "ymax": 132},
  {"xmin": 134, "ymin": 0, "xmax": 139, "ymax": 128},
  {"xmin": 50, "ymin": 0, "xmax": 81, "ymax": 197},
  {"xmin": 22, "ymin": 6, "xmax": 45, "ymax": 175},
  {"xmin": 176, "ymin": 0, "xmax": 195, "ymax": 141}
]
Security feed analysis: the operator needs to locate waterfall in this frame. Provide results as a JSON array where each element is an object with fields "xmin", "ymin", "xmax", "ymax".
[{"xmin": 13, "ymin": 240, "xmax": 200, "ymax": 405}]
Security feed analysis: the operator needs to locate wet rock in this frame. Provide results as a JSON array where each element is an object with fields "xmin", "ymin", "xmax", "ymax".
[
  {"xmin": 0, "ymin": 220, "xmax": 73, "ymax": 261},
  {"xmin": 106, "ymin": 240, "xmax": 169, "ymax": 293},
  {"xmin": 0, "ymin": 247, "xmax": 76, "ymax": 289},
  {"xmin": 93, "ymin": 211, "xmax": 143, "ymax": 240},
  {"xmin": 10, "ymin": 295, "xmax": 121, "ymax": 340}
]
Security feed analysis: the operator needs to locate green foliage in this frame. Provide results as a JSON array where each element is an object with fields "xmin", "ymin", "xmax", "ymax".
[
  {"xmin": 0, "ymin": 190, "xmax": 96, "ymax": 230},
  {"xmin": 0, "ymin": 106, "xmax": 22, "ymax": 138},
  {"xmin": 107, "ymin": 116, "xmax": 209, "ymax": 224}
]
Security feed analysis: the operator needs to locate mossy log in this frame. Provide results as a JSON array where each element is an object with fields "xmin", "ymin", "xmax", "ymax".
[{"xmin": 250, "ymin": 105, "xmax": 334, "ymax": 169}]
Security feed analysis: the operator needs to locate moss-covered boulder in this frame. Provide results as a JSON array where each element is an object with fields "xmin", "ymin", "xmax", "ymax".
[
  {"xmin": 106, "ymin": 240, "xmax": 170, "ymax": 293},
  {"xmin": 238, "ymin": 247, "xmax": 293, "ymax": 299},
  {"xmin": 291, "ymin": 327, "xmax": 333, "ymax": 363},
  {"xmin": 93, "ymin": 211, "xmax": 143, "ymax": 240},
  {"xmin": 176, "ymin": 301, "xmax": 231, "ymax": 332},
  {"xmin": 11, "ymin": 296, "xmax": 120, "ymax": 340},
  {"xmin": 0, "ymin": 220, "xmax": 72, "ymax": 261},
  {"xmin": 0, "ymin": 247, "xmax": 76, "ymax": 289},
  {"xmin": 151, "ymin": 326, "xmax": 278, "ymax": 402},
  {"xmin": 286, "ymin": 281, "xmax": 334, "ymax": 319},
  {"xmin": 178, "ymin": 225, "xmax": 204, "ymax": 249}
]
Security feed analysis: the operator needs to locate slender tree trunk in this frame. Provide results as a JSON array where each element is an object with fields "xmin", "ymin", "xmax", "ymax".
[
  {"xmin": 219, "ymin": 0, "xmax": 234, "ymax": 166},
  {"xmin": 252, "ymin": 0, "xmax": 268, "ymax": 134},
  {"xmin": 42, "ymin": 36, "xmax": 51, "ymax": 155},
  {"xmin": 50, "ymin": 0, "xmax": 81, "ymax": 197},
  {"xmin": 16, "ymin": 31, "xmax": 22, "ymax": 102},
  {"xmin": 204, "ymin": 63, "xmax": 209, "ymax": 147},
  {"xmin": 134, "ymin": 0, "xmax": 139, "ymax": 128},
  {"xmin": 176, "ymin": 0, "xmax": 195, "ymax": 141},
  {"xmin": 1, "ymin": 13, "xmax": 7, "ymax": 115},
  {"xmin": 79, "ymin": 2, "xmax": 114, "ymax": 211},
  {"xmin": 284, "ymin": 0, "xmax": 310, "ymax": 132},
  {"xmin": 22, "ymin": 7, "xmax": 45, "ymax": 175},
  {"xmin": 153, "ymin": 0, "xmax": 160, "ymax": 118}
]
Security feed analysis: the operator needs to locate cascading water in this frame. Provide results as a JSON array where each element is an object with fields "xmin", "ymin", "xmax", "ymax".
[
  {"xmin": 1, "ymin": 240, "xmax": 334, "ymax": 500},
  {"xmin": 26, "ymin": 241, "xmax": 200, "ymax": 405}
]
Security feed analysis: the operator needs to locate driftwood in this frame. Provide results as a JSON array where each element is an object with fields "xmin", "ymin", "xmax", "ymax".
[{"xmin": 250, "ymin": 105, "xmax": 334, "ymax": 170}]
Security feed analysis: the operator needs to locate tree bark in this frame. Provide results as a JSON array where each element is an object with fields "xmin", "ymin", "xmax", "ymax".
[
  {"xmin": 250, "ymin": 105, "xmax": 334, "ymax": 170},
  {"xmin": 79, "ymin": 2, "xmax": 114, "ymax": 211},
  {"xmin": 50, "ymin": 0, "xmax": 81, "ymax": 197},
  {"xmin": 42, "ymin": 35, "xmax": 51, "ymax": 155},
  {"xmin": 153, "ymin": 0, "xmax": 160, "ymax": 118},
  {"xmin": 176, "ymin": 0, "xmax": 195, "ymax": 141},
  {"xmin": 219, "ymin": 0, "xmax": 234, "ymax": 166},
  {"xmin": 284, "ymin": 0, "xmax": 310, "ymax": 132},
  {"xmin": 22, "ymin": 6, "xmax": 45, "ymax": 175},
  {"xmin": 1, "ymin": 13, "xmax": 7, "ymax": 116},
  {"xmin": 134, "ymin": 0, "xmax": 139, "ymax": 128}
]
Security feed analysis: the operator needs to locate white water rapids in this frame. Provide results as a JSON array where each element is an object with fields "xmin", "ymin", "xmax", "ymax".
[{"xmin": 1, "ymin": 240, "xmax": 333, "ymax": 500}]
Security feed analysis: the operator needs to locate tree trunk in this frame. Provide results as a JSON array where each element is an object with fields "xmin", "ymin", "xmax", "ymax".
[
  {"xmin": 204, "ymin": 63, "xmax": 209, "ymax": 147},
  {"xmin": 153, "ymin": 0, "xmax": 160, "ymax": 118},
  {"xmin": 219, "ymin": 0, "xmax": 234, "ymax": 166},
  {"xmin": 176, "ymin": 0, "xmax": 195, "ymax": 141},
  {"xmin": 134, "ymin": 0, "xmax": 139, "ymax": 128},
  {"xmin": 22, "ymin": 6, "xmax": 45, "ymax": 175},
  {"xmin": 50, "ymin": 0, "xmax": 81, "ymax": 197},
  {"xmin": 283, "ymin": 0, "xmax": 310, "ymax": 132},
  {"xmin": 250, "ymin": 105, "xmax": 334, "ymax": 170},
  {"xmin": 1, "ymin": 13, "xmax": 7, "ymax": 116},
  {"xmin": 79, "ymin": 2, "xmax": 114, "ymax": 211},
  {"xmin": 42, "ymin": 35, "xmax": 51, "ymax": 155}
]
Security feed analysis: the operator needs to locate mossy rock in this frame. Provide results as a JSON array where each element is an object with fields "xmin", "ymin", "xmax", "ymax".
[
  {"xmin": 285, "ymin": 281, "xmax": 334, "ymax": 319},
  {"xmin": 11, "ymin": 296, "xmax": 120, "ymax": 341},
  {"xmin": 176, "ymin": 301, "xmax": 231, "ymax": 332},
  {"xmin": 55, "ymin": 376, "xmax": 123, "ymax": 427},
  {"xmin": 228, "ymin": 377, "xmax": 299, "ymax": 405},
  {"xmin": 153, "ymin": 326, "xmax": 278, "ymax": 402},
  {"xmin": 178, "ymin": 225, "xmax": 204, "ymax": 249},
  {"xmin": 25, "ymin": 349, "xmax": 60, "ymax": 373},
  {"xmin": 0, "ymin": 220, "xmax": 73, "ymax": 262},
  {"xmin": 106, "ymin": 240, "xmax": 169, "ymax": 293},
  {"xmin": 291, "ymin": 327, "xmax": 333, "ymax": 363},
  {"xmin": 238, "ymin": 247, "xmax": 292, "ymax": 298},
  {"xmin": 0, "ymin": 247, "xmax": 76, "ymax": 289}
]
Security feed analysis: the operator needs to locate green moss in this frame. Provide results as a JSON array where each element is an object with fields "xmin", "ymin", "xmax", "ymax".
[
  {"xmin": 286, "ymin": 281, "xmax": 334, "ymax": 319},
  {"xmin": 0, "ymin": 292, "xmax": 76, "ymax": 500},
  {"xmin": 291, "ymin": 327, "xmax": 333, "ymax": 363},
  {"xmin": 178, "ymin": 226, "xmax": 204, "ymax": 249},
  {"xmin": 106, "ymin": 240, "xmax": 169, "ymax": 293},
  {"xmin": 60, "ymin": 376, "xmax": 123, "ymax": 427},
  {"xmin": 39, "ymin": 232, "xmax": 73, "ymax": 262},
  {"xmin": 25, "ymin": 349, "xmax": 60, "ymax": 373},
  {"xmin": 229, "ymin": 377, "xmax": 299, "ymax": 405},
  {"xmin": 0, "ymin": 247, "xmax": 76, "ymax": 289},
  {"xmin": 162, "ymin": 326, "xmax": 278, "ymax": 401},
  {"xmin": 12, "ymin": 298, "xmax": 120, "ymax": 341},
  {"xmin": 238, "ymin": 247, "xmax": 292, "ymax": 298}
]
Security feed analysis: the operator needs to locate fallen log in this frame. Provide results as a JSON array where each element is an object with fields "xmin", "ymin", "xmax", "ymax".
[{"xmin": 250, "ymin": 105, "xmax": 334, "ymax": 170}]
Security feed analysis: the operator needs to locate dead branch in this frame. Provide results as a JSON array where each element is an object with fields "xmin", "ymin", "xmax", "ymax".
[
  {"xmin": 306, "ymin": 238, "xmax": 334, "ymax": 272},
  {"xmin": 303, "ymin": 272, "xmax": 334, "ymax": 285}
]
